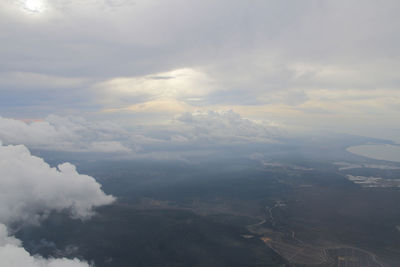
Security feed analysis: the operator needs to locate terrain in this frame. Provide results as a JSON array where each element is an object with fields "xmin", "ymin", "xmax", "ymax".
[{"xmin": 17, "ymin": 137, "xmax": 400, "ymax": 266}]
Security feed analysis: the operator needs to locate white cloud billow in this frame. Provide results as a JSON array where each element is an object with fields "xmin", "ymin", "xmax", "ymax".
[
  {"xmin": 173, "ymin": 110, "xmax": 281, "ymax": 144},
  {"xmin": 0, "ymin": 142, "xmax": 116, "ymax": 266},
  {"xmin": 0, "ymin": 115, "xmax": 131, "ymax": 152},
  {"xmin": 0, "ymin": 228, "xmax": 90, "ymax": 266}
]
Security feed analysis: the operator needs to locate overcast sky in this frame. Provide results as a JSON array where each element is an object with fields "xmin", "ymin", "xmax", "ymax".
[{"xmin": 1, "ymin": 0, "xmax": 400, "ymax": 142}]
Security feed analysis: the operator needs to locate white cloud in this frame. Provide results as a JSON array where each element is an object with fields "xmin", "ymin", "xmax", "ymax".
[
  {"xmin": 0, "ymin": 225, "xmax": 90, "ymax": 267},
  {"xmin": 0, "ymin": 224, "xmax": 20, "ymax": 247},
  {"xmin": 0, "ymin": 143, "xmax": 115, "ymax": 266},
  {"xmin": 0, "ymin": 111, "xmax": 284, "ymax": 156},
  {"xmin": 172, "ymin": 110, "xmax": 281, "ymax": 144},
  {"xmin": 0, "ymin": 143, "xmax": 115, "ymax": 225},
  {"xmin": 0, "ymin": 115, "xmax": 131, "ymax": 152}
]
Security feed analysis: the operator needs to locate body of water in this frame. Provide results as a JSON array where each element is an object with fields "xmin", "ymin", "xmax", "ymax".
[{"xmin": 347, "ymin": 144, "xmax": 400, "ymax": 163}]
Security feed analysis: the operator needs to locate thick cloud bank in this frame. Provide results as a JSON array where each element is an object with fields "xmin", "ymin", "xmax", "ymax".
[
  {"xmin": 0, "ymin": 143, "xmax": 115, "ymax": 266},
  {"xmin": 0, "ymin": 115, "xmax": 131, "ymax": 152},
  {"xmin": 173, "ymin": 110, "xmax": 281, "ymax": 144},
  {"xmin": 0, "ymin": 112, "xmax": 281, "ymax": 156},
  {"xmin": 0, "ymin": 143, "xmax": 115, "ymax": 224}
]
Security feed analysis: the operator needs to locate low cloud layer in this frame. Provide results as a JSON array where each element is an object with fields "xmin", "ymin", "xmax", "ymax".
[
  {"xmin": 0, "ymin": 143, "xmax": 115, "ymax": 266},
  {"xmin": 0, "ymin": 115, "xmax": 131, "ymax": 152},
  {"xmin": 0, "ymin": 111, "xmax": 281, "ymax": 158}
]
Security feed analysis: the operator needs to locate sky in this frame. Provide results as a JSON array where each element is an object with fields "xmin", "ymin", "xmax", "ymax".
[{"xmin": 0, "ymin": 0, "xmax": 399, "ymax": 142}]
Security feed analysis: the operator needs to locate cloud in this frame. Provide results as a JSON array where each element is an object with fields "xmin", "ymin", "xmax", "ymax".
[
  {"xmin": 0, "ymin": 228, "xmax": 90, "ymax": 266},
  {"xmin": 171, "ymin": 110, "xmax": 281, "ymax": 144},
  {"xmin": 0, "ymin": 143, "xmax": 115, "ymax": 225},
  {"xmin": 0, "ymin": 228, "xmax": 90, "ymax": 267},
  {"xmin": 94, "ymin": 110, "xmax": 283, "ymax": 161},
  {"xmin": 0, "ymin": 143, "xmax": 115, "ymax": 266},
  {"xmin": 104, "ymin": 98, "xmax": 192, "ymax": 115},
  {"xmin": 0, "ymin": 111, "xmax": 283, "ymax": 157},
  {"xmin": 1, "ymin": 1, "xmax": 400, "ymax": 141},
  {"xmin": 0, "ymin": 115, "xmax": 131, "ymax": 152},
  {"xmin": 88, "ymin": 141, "xmax": 131, "ymax": 153},
  {"xmin": 95, "ymin": 68, "xmax": 214, "ymax": 109},
  {"xmin": 119, "ymin": 110, "xmax": 281, "ymax": 150},
  {"xmin": 0, "ymin": 72, "xmax": 88, "ymax": 91}
]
